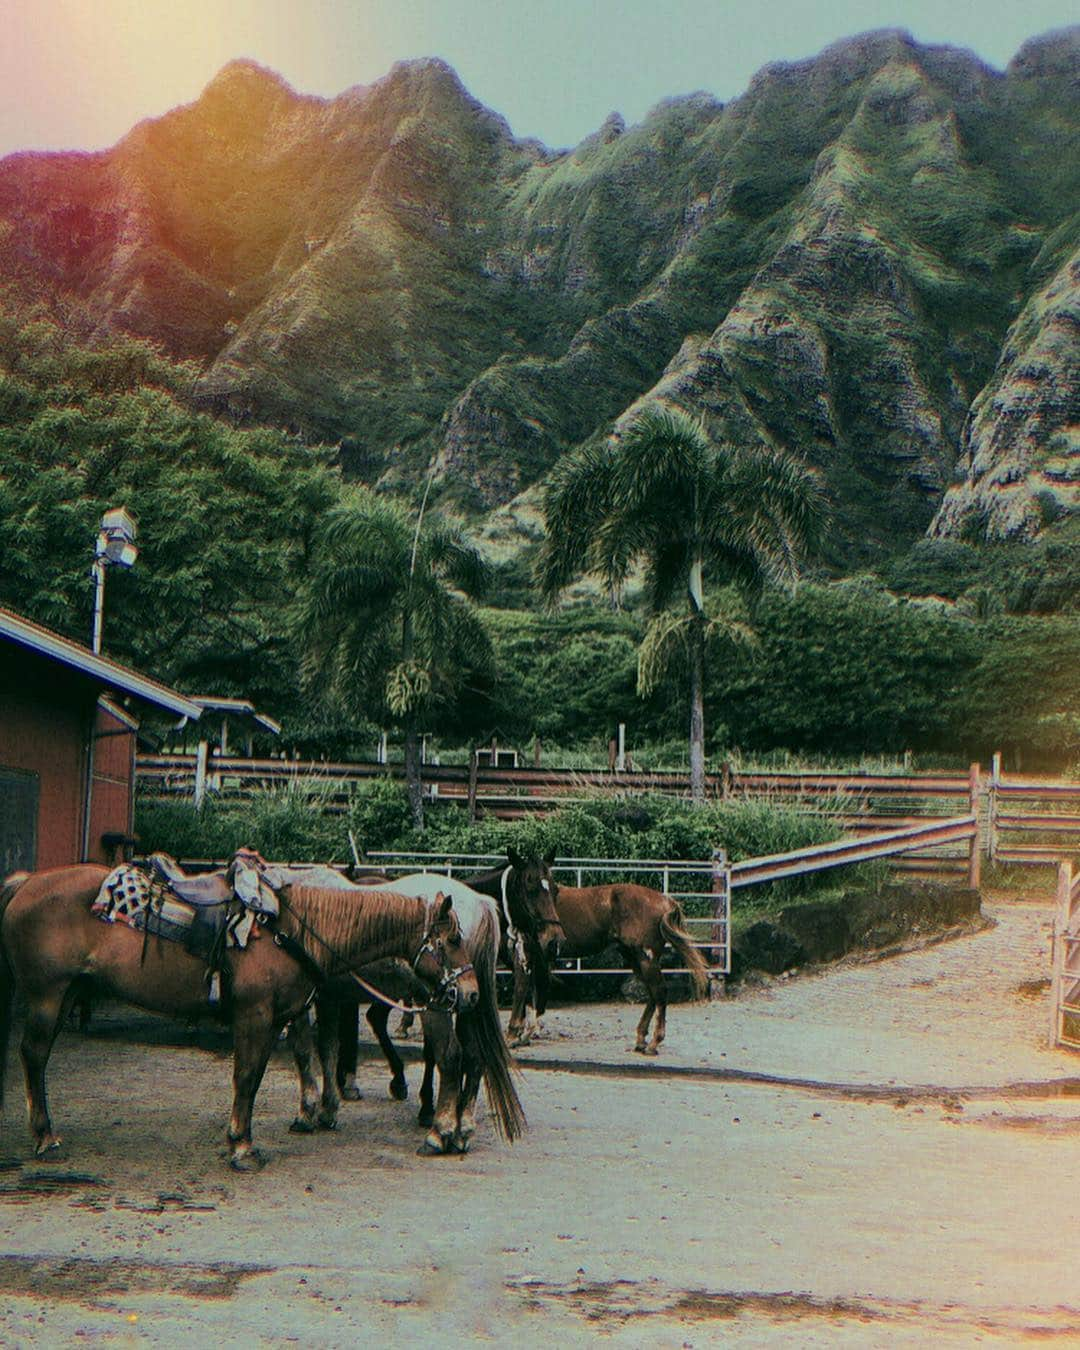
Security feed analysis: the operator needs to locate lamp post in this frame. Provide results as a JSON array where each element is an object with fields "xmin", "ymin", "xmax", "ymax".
[{"xmin": 91, "ymin": 507, "xmax": 138, "ymax": 655}]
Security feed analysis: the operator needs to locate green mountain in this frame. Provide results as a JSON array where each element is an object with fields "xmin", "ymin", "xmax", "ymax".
[{"xmin": 1, "ymin": 29, "xmax": 1077, "ymax": 562}]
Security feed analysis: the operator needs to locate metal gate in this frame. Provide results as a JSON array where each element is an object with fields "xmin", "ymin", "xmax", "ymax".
[
  {"xmin": 1050, "ymin": 860, "xmax": 1080, "ymax": 1050},
  {"xmin": 366, "ymin": 850, "xmax": 730, "ymax": 979}
]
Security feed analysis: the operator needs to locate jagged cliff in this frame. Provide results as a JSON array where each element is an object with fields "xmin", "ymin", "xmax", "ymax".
[{"xmin": 0, "ymin": 29, "xmax": 1076, "ymax": 559}]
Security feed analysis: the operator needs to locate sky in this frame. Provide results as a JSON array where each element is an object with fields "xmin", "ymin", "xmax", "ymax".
[{"xmin": 1, "ymin": 0, "xmax": 1076, "ymax": 158}]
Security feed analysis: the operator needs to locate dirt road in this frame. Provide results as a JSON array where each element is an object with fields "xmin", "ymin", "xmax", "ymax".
[{"xmin": 2, "ymin": 895, "xmax": 1079, "ymax": 1346}]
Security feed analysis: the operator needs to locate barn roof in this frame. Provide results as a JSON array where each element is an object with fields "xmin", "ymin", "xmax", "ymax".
[
  {"xmin": 0, "ymin": 606, "xmax": 202, "ymax": 721},
  {"xmin": 190, "ymin": 696, "xmax": 281, "ymax": 736}
]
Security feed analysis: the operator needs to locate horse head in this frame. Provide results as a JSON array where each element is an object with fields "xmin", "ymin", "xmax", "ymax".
[
  {"xmin": 505, "ymin": 847, "xmax": 563, "ymax": 960},
  {"xmin": 413, "ymin": 893, "xmax": 479, "ymax": 1012}
]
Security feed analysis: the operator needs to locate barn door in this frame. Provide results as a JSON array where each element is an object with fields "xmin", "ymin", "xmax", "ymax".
[{"xmin": 0, "ymin": 767, "xmax": 38, "ymax": 875}]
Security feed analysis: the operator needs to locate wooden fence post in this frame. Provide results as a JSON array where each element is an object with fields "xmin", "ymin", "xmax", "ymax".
[
  {"xmin": 467, "ymin": 748, "xmax": 479, "ymax": 824},
  {"xmin": 988, "ymin": 751, "xmax": 1001, "ymax": 864},
  {"xmin": 193, "ymin": 739, "xmax": 209, "ymax": 809},
  {"xmin": 710, "ymin": 847, "xmax": 730, "ymax": 992},
  {"xmin": 1049, "ymin": 861, "xmax": 1072, "ymax": 1048},
  {"xmin": 968, "ymin": 761, "xmax": 982, "ymax": 890}
]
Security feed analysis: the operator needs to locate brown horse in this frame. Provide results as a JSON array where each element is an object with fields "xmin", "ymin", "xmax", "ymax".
[
  {"xmin": 519, "ymin": 882, "xmax": 711, "ymax": 1054},
  {"xmin": 0, "ymin": 864, "xmax": 477, "ymax": 1170}
]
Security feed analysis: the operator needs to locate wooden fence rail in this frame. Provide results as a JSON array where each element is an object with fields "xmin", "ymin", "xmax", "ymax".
[
  {"xmin": 988, "ymin": 753, "xmax": 1080, "ymax": 867},
  {"xmin": 137, "ymin": 752, "xmax": 1080, "ymax": 878}
]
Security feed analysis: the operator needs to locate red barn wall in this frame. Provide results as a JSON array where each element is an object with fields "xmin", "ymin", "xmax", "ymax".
[
  {"xmin": 87, "ymin": 704, "xmax": 136, "ymax": 863},
  {"xmin": 0, "ymin": 647, "xmax": 95, "ymax": 870}
]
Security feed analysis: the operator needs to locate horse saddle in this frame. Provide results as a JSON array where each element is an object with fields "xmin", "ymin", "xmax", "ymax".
[
  {"xmin": 149, "ymin": 850, "xmax": 279, "ymax": 921},
  {"xmin": 148, "ymin": 853, "xmax": 232, "ymax": 907}
]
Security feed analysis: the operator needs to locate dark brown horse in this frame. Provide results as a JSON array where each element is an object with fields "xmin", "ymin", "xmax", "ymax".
[
  {"xmin": 0, "ymin": 864, "xmax": 477, "ymax": 1169},
  {"xmin": 462, "ymin": 850, "xmax": 564, "ymax": 1044},
  {"xmin": 518, "ymin": 881, "xmax": 710, "ymax": 1054}
]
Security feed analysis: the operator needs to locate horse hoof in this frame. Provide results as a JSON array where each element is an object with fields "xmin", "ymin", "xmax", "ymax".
[
  {"xmin": 34, "ymin": 1138, "xmax": 64, "ymax": 1160},
  {"xmin": 389, "ymin": 1080, "xmax": 408, "ymax": 1102},
  {"xmin": 229, "ymin": 1148, "xmax": 266, "ymax": 1173},
  {"xmin": 452, "ymin": 1133, "xmax": 472, "ymax": 1155},
  {"xmin": 316, "ymin": 1114, "xmax": 338, "ymax": 1132},
  {"xmin": 643, "ymin": 1047, "xmax": 660, "ymax": 1057},
  {"xmin": 289, "ymin": 1116, "xmax": 317, "ymax": 1134},
  {"xmin": 416, "ymin": 1138, "xmax": 447, "ymax": 1157},
  {"xmin": 339, "ymin": 1085, "xmax": 362, "ymax": 1103}
]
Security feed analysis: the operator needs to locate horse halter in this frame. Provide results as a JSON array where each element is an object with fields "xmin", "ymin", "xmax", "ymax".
[{"xmin": 413, "ymin": 917, "xmax": 474, "ymax": 1013}]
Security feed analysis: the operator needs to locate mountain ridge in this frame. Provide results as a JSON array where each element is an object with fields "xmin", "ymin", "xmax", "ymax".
[{"xmin": 1, "ymin": 28, "xmax": 1077, "ymax": 560}]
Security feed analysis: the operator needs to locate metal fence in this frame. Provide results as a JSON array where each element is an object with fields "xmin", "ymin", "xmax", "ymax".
[
  {"xmin": 366, "ymin": 849, "xmax": 731, "ymax": 980},
  {"xmin": 1050, "ymin": 860, "xmax": 1080, "ymax": 1051}
]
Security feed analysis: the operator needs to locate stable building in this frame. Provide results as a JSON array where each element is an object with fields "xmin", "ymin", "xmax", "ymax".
[{"xmin": 0, "ymin": 606, "xmax": 201, "ymax": 874}]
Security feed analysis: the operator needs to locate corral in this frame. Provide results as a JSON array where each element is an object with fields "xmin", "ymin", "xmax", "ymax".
[{"xmin": 2, "ymin": 887, "xmax": 1079, "ymax": 1345}]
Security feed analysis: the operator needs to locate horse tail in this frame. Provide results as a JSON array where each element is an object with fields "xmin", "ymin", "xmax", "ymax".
[
  {"xmin": 660, "ymin": 902, "xmax": 710, "ymax": 1001},
  {"xmin": 459, "ymin": 905, "xmax": 526, "ymax": 1142},
  {"xmin": 0, "ymin": 872, "xmax": 30, "ymax": 1112}
]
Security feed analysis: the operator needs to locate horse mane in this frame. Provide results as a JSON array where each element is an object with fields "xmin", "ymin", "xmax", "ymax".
[{"xmin": 279, "ymin": 885, "xmax": 428, "ymax": 974}]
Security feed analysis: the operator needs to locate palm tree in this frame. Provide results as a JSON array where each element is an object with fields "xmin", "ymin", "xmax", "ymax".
[
  {"xmin": 538, "ymin": 403, "xmax": 826, "ymax": 802},
  {"xmin": 294, "ymin": 487, "xmax": 492, "ymax": 829}
]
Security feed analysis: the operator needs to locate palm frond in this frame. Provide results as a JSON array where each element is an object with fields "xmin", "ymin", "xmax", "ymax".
[{"xmin": 637, "ymin": 609, "xmax": 692, "ymax": 696}]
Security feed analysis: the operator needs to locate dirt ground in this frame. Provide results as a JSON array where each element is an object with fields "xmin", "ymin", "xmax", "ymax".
[{"xmin": 3, "ymin": 892, "xmax": 1080, "ymax": 1347}]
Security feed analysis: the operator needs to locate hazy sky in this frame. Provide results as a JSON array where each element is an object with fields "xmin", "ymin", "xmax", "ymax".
[{"xmin": 1, "ymin": 0, "xmax": 1076, "ymax": 158}]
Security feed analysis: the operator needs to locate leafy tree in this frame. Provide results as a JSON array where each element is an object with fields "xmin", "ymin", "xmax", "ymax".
[
  {"xmin": 293, "ymin": 488, "xmax": 493, "ymax": 828},
  {"xmin": 711, "ymin": 580, "xmax": 984, "ymax": 757},
  {"xmin": 538, "ymin": 404, "xmax": 826, "ymax": 801},
  {"xmin": 0, "ymin": 304, "xmax": 340, "ymax": 725}
]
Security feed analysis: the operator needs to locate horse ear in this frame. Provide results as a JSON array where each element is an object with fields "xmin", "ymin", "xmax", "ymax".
[
  {"xmin": 543, "ymin": 849, "xmax": 556, "ymax": 867},
  {"xmin": 507, "ymin": 846, "xmax": 524, "ymax": 869},
  {"xmin": 437, "ymin": 892, "xmax": 453, "ymax": 919}
]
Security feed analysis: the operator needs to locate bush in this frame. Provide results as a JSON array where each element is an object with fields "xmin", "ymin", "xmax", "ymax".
[{"xmin": 135, "ymin": 780, "xmax": 851, "ymax": 912}]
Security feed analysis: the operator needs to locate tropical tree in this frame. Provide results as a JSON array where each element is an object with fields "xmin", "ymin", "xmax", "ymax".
[
  {"xmin": 538, "ymin": 403, "xmax": 826, "ymax": 801},
  {"xmin": 293, "ymin": 487, "xmax": 493, "ymax": 828}
]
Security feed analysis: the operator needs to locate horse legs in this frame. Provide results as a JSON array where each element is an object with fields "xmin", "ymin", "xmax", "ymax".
[
  {"xmin": 19, "ymin": 990, "xmax": 68, "ymax": 1156},
  {"xmin": 226, "ymin": 1010, "xmax": 279, "ymax": 1170},
  {"xmin": 336, "ymin": 998, "xmax": 363, "ymax": 1101},
  {"xmin": 314, "ymin": 1002, "xmax": 342, "ymax": 1130},
  {"xmin": 417, "ymin": 1010, "xmax": 462, "ymax": 1156},
  {"xmin": 417, "ymin": 1031, "xmax": 436, "ymax": 1128},
  {"xmin": 453, "ymin": 1011, "xmax": 483, "ymax": 1154},
  {"xmin": 628, "ymin": 948, "xmax": 668, "ymax": 1056},
  {"xmin": 506, "ymin": 953, "xmax": 533, "ymax": 1047},
  {"xmin": 365, "ymin": 1001, "xmax": 408, "ymax": 1101},
  {"xmin": 286, "ymin": 1013, "xmax": 322, "ymax": 1133}
]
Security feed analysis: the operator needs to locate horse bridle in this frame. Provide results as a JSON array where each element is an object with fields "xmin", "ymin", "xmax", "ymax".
[
  {"xmin": 411, "ymin": 925, "xmax": 474, "ymax": 1012},
  {"xmin": 269, "ymin": 889, "xmax": 472, "ymax": 1014}
]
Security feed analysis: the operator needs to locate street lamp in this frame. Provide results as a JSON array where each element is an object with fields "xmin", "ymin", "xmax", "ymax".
[{"xmin": 91, "ymin": 507, "xmax": 138, "ymax": 654}]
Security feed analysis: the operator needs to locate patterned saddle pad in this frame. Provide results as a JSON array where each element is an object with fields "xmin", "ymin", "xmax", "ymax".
[{"xmin": 92, "ymin": 865, "xmax": 255, "ymax": 948}]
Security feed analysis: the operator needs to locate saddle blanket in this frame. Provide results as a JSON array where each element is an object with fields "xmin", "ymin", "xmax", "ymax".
[{"xmin": 92, "ymin": 866, "xmax": 256, "ymax": 949}]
